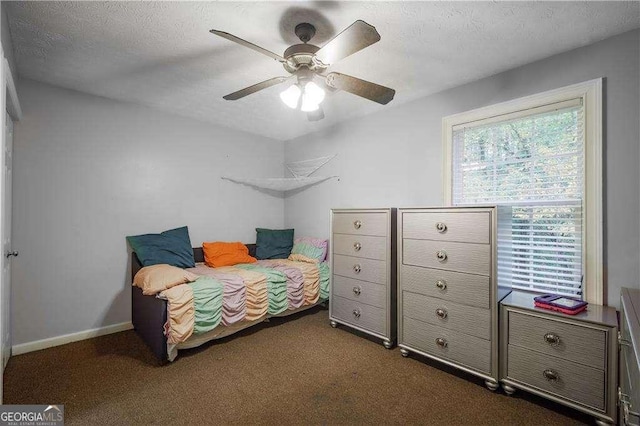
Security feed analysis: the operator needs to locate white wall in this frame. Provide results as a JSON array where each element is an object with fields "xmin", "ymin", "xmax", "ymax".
[
  {"xmin": 12, "ymin": 79, "xmax": 284, "ymax": 345},
  {"xmin": 285, "ymin": 29, "xmax": 640, "ymax": 307}
]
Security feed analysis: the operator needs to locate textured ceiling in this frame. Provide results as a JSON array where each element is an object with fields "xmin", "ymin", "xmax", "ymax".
[{"xmin": 6, "ymin": 1, "xmax": 640, "ymax": 141}]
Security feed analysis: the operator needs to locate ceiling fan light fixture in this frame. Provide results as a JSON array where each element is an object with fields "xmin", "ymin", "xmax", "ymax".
[
  {"xmin": 280, "ymin": 84, "xmax": 301, "ymax": 109},
  {"xmin": 280, "ymin": 80, "xmax": 325, "ymax": 112},
  {"xmin": 304, "ymin": 81, "xmax": 325, "ymax": 105},
  {"xmin": 300, "ymin": 95, "xmax": 319, "ymax": 112}
]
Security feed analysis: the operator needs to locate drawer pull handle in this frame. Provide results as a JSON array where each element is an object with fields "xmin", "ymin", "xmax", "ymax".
[
  {"xmin": 435, "ymin": 222, "xmax": 447, "ymax": 233},
  {"xmin": 435, "ymin": 279, "xmax": 447, "ymax": 291},
  {"xmin": 353, "ymin": 220, "xmax": 362, "ymax": 229},
  {"xmin": 352, "ymin": 309, "xmax": 361, "ymax": 318},
  {"xmin": 352, "ymin": 286, "xmax": 361, "ymax": 296},
  {"xmin": 619, "ymin": 331, "xmax": 632, "ymax": 347},
  {"xmin": 618, "ymin": 389, "xmax": 640, "ymax": 424},
  {"xmin": 436, "ymin": 250, "xmax": 447, "ymax": 262},
  {"xmin": 544, "ymin": 333, "xmax": 561, "ymax": 347},
  {"xmin": 353, "ymin": 242, "xmax": 362, "ymax": 252},
  {"xmin": 353, "ymin": 264, "xmax": 361, "ymax": 274},
  {"xmin": 435, "ymin": 337, "xmax": 448, "ymax": 348},
  {"xmin": 542, "ymin": 369, "xmax": 559, "ymax": 383},
  {"xmin": 435, "ymin": 308, "xmax": 448, "ymax": 319}
]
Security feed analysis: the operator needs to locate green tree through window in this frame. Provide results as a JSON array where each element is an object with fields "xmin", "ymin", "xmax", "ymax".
[{"xmin": 453, "ymin": 104, "xmax": 583, "ymax": 296}]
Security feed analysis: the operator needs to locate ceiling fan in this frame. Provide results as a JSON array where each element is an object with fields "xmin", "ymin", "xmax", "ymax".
[{"xmin": 210, "ymin": 20, "xmax": 395, "ymax": 121}]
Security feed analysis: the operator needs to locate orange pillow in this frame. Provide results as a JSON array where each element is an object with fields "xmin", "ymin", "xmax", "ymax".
[{"xmin": 203, "ymin": 241, "xmax": 257, "ymax": 267}]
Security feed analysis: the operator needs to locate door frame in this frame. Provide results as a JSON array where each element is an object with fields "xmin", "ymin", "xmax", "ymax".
[
  {"xmin": 1, "ymin": 46, "xmax": 22, "ymax": 404},
  {"xmin": 3, "ymin": 57, "xmax": 21, "ymax": 121}
]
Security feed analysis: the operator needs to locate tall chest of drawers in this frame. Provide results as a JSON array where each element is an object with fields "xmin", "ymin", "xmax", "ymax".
[
  {"xmin": 397, "ymin": 206, "xmax": 511, "ymax": 390},
  {"xmin": 330, "ymin": 208, "xmax": 397, "ymax": 349}
]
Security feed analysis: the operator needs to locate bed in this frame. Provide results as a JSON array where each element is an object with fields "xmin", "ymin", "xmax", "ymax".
[{"xmin": 131, "ymin": 244, "xmax": 329, "ymax": 362}]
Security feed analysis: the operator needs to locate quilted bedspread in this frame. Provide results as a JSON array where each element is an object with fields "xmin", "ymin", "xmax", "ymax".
[{"xmin": 159, "ymin": 261, "xmax": 330, "ymax": 345}]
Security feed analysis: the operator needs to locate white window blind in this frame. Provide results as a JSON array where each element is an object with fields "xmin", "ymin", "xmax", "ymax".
[{"xmin": 452, "ymin": 100, "xmax": 584, "ymax": 297}]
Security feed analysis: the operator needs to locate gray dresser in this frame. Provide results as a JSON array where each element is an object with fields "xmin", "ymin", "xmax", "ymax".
[
  {"xmin": 620, "ymin": 287, "xmax": 640, "ymax": 426},
  {"xmin": 330, "ymin": 208, "xmax": 397, "ymax": 348},
  {"xmin": 500, "ymin": 291, "xmax": 618, "ymax": 425},
  {"xmin": 397, "ymin": 206, "xmax": 511, "ymax": 390}
]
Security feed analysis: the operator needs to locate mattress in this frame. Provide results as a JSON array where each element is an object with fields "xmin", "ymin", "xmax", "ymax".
[{"xmin": 158, "ymin": 260, "xmax": 330, "ymax": 360}]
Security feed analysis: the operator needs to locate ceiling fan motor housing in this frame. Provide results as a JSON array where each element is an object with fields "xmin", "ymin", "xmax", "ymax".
[
  {"xmin": 282, "ymin": 23, "xmax": 328, "ymax": 73},
  {"xmin": 283, "ymin": 43, "xmax": 323, "ymax": 73}
]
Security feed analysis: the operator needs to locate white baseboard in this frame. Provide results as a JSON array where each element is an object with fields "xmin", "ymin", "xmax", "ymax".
[{"xmin": 12, "ymin": 322, "xmax": 133, "ymax": 356}]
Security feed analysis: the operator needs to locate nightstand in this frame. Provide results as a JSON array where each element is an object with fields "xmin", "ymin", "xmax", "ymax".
[{"xmin": 500, "ymin": 290, "xmax": 618, "ymax": 425}]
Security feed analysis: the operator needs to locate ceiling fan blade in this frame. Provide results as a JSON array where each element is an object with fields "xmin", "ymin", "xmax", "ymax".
[
  {"xmin": 315, "ymin": 20, "xmax": 381, "ymax": 65},
  {"xmin": 325, "ymin": 72, "xmax": 395, "ymax": 105},
  {"xmin": 210, "ymin": 29, "xmax": 285, "ymax": 63},
  {"xmin": 223, "ymin": 77, "xmax": 290, "ymax": 100},
  {"xmin": 307, "ymin": 105, "xmax": 325, "ymax": 122}
]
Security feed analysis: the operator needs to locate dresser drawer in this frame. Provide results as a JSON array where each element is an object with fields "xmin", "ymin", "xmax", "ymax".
[
  {"xmin": 333, "ymin": 212, "xmax": 388, "ymax": 237},
  {"xmin": 333, "ymin": 276, "xmax": 386, "ymax": 308},
  {"xmin": 333, "ymin": 234, "xmax": 387, "ymax": 261},
  {"xmin": 403, "ymin": 291, "xmax": 490, "ymax": 340},
  {"xmin": 508, "ymin": 311, "xmax": 606, "ymax": 370},
  {"xmin": 401, "ymin": 265, "xmax": 490, "ymax": 309},
  {"xmin": 620, "ymin": 347, "xmax": 640, "ymax": 425},
  {"xmin": 508, "ymin": 344, "xmax": 605, "ymax": 411},
  {"xmin": 403, "ymin": 239, "xmax": 491, "ymax": 276},
  {"xmin": 403, "ymin": 317, "xmax": 490, "ymax": 373},
  {"xmin": 333, "ymin": 255, "xmax": 386, "ymax": 285},
  {"xmin": 332, "ymin": 295, "xmax": 385, "ymax": 335},
  {"xmin": 620, "ymin": 288, "xmax": 640, "ymax": 425},
  {"xmin": 402, "ymin": 211, "xmax": 490, "ymax": 244},
  {"xmin": 621, "ymin": 343, "xmax": 640, "ymax": 423}
]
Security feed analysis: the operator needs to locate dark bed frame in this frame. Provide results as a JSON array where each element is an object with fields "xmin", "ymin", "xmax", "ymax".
[{"xmin": 131, "ymin": 244, "xmax": 257, "ymax": 363}]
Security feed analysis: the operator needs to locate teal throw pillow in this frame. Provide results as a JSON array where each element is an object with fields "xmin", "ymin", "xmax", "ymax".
[
  {"xmin": 255, "ymin": 228, "xmax": 294, "ymax": 260},
  {"xmin": 127, "ymin": 226, "xmax": 195, "ymax": 268}
]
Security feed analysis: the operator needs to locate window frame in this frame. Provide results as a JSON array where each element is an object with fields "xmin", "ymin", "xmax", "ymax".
[{"xmin": 442, "ymin": 79, "xmax": 603, "ymax": 304}]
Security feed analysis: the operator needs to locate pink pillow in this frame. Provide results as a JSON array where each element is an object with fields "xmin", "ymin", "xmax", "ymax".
[{"xmin": 288, "ymin": 237, "xmax": 328, "ymax": 263}]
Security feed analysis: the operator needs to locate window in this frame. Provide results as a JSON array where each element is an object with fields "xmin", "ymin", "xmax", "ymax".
[{"xmin": 442, "ymin": 80, "xmax": 602, "ymax": 303}]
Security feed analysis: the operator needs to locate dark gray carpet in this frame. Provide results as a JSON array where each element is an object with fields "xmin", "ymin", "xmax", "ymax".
[{"xmin": 4, "ymin": 307, "xmax": 589, "ymax": 425}]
